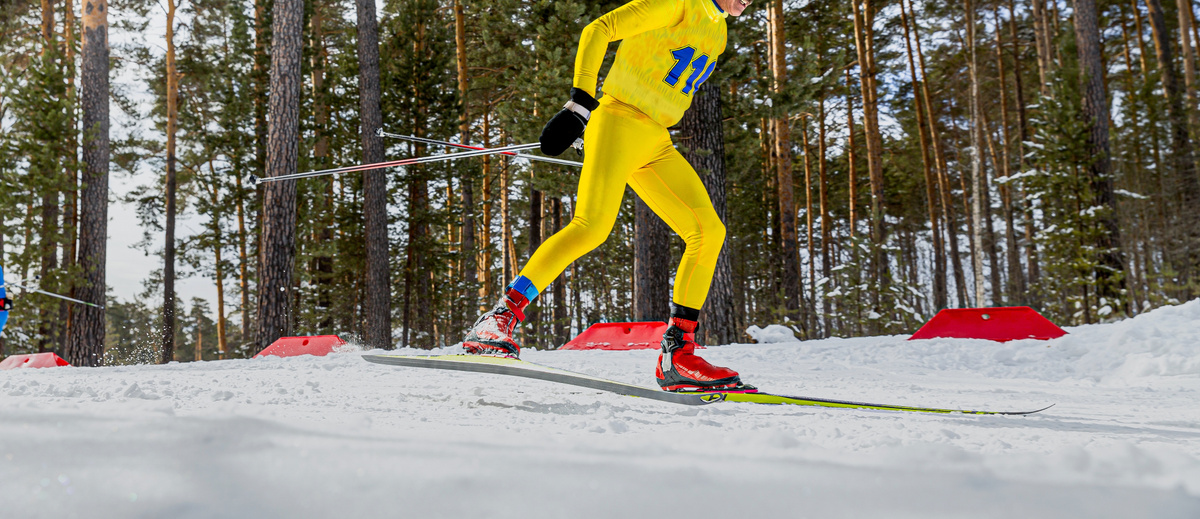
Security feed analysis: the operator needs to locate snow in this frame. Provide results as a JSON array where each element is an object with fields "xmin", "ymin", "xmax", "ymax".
[{"xmin": 4, "ymin": 302, "xmax": 1200, "ymax": 517}]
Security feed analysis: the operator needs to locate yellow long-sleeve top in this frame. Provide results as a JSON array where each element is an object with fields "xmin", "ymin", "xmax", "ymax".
[{"xmin": 575, "ymin": 0, "xmax": 728, "ymax": 128}]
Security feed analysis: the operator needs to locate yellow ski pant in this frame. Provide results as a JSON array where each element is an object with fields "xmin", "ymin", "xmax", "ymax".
[{"xmin": 520, "ymin": 96, "xmax": 726, "ymax": 310}]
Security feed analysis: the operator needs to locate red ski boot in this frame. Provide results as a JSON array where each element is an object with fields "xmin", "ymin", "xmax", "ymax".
[
  {"xmin": 462, "ymin": 304, "xmax": 522, "ymax": 357},
  {"xmin": 462, "ymin": 278, "xmax": 535, "ymax": 357},
  {"xmin": 655, "ymin": 306, "xmax": 744, "ymax": 392}
]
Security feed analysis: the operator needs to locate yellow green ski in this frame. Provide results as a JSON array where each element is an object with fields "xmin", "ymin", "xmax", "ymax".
[{"xmin": 362, "ymin": 354, "xmax": 1052, "ymax": 415}]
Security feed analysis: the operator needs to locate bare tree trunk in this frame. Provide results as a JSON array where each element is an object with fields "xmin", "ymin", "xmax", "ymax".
[
  {"xmin": 680, "ymin": 81, "xmax": 736, "ymax": 344},
  {"xmin": 899, "ymin": 0, "xmax": 946, "ymax": 310},
  {"xmin": 845, "ymin": 66, "xmax": 858, "ymax": 238},
  {"xmin": 1147, "ymin": 0, "xmax": 1200, "ymax": 292},
  {"xmin": 907, "ymin": 0, "xmax": 968, "ymax": 307},
  {"xmin": 1178, "ymin": 0, "xmax": 1199, "ymax": 131},
  {"xmin": 66, "ymin": 0, "xmax": 109, "ymax": 367},
  {"xmin": 478, "ymin": 105, "xmax": 494, "ymax": 310},
  {"xmin": 501, "ymin": 136, "xmax": 513, "ymax": 283},
  {"xmin": 214, "ymin": 228, "xmax": 228, "ymax": 360},
  {"xmin": 310, "ymin": 7, "xmax": 334, "ymax": 331},
  {"xmin": 161, "ymin": 0, "xmax": 179, "ymax": 364},
  {"xmin": 633, "ymin": 197, "xmax": 671, "ymax": 321},
  {"xmin": 551, "ymin": 197, "xmax": 566, "ymax": 345},
  {"xmin": 63, "ymin": 0, "xmax": 79, "ymax": 355},
  {"xmin": 1073, "ymin": 0, "xmax": 1127, "ymax": 307},
  {"xmin": 851, "ymin": 0, "xmax": 887, "ymax": 317},
  {"xmin": 980, "ymin": 117, "xmax": 1003, "ymax": 303},
  {"xmin": 195, "ymin": 314, "xmax": 202, "ymax": 361},
  {"xmin": 965, "ymin": 0, "xmax": 988, "ymax": 306},
  {"xmin": 38, "ymin": 0, "xmax": 61, "ymax": 356},
  {"xmin": 253, "ymin": 0, "xmax": 269, "ymax": 181},
  {"xmin": 768, "ymin": 0, "xmax": 802, "ymax": 325},
  {"xmin": 527, "ymin": 188, "xmax": 542, "ymax": 341},
  {"xmin": 1001, "ymin": 0, "xmax": 1030, "ymax": 301},
  {"xmin": 801, "ymin": 120, "xmax": 816, "ymax": 334},
  {"xmin": 454, "ymin": 0, "xmax": 477, "ymax": 314},
  {"xmin": 356, "ymin": 0, "xmax": 391, "ymax": 349},
  {"xmin": 818, "ymin": 96, "xmax": 832, "ymax": 335},
  {"xmin": 236, "ymin": 174, "xmax": 251, "ymax": 351},
  {"xmin": 256, "ymin": 0, "xmax": 303, "ymax": 350},
  {"xmin": 1031, "ymin": 0, "xmax": 1053, "ymax": 95}
]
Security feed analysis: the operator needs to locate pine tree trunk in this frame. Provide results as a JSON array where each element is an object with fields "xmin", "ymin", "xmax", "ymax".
[
  {"xmin": 1031, "ymin": 0, "xmax": 1052, "ymax": 95},
  {"xmin": 965, "ymin": 0, "xmax": 988, "ymax": 306},
  {"xmin": 1001, "ymin": 0, "xmax": 1030, "ymax": 301},
  {"xmin": 1073, "ymin": 0, "xmax": 1127, "ymax": 307},
  {"xmin": 253, "ymin": 0, "xmax": 269, "ymax": 181},
  {"xmin": 356, "ymin": 0, "xmax": 391, "ymax": 349},
  {"xmin": 680, "ymin": 81, "xmax": 736, "ymax": 345},
  {"xmin": 66, "ymin": 0, "xmax": 108, "ymax": 367},
  {"xmin": 1177, "ymin": 0, "xmax": 1199, "ymax": 131},
  {"xmin": 527, "ymin": 188, "xmax": 542, "ymax": 341},
  {"xmin": 633, "ymin": 196, "xmax": 671, "ymax": 321},
  {"xmin": 214, "ymin": 216, "xmax": 228, "ymax": 360},
  {"xmin": 501, "ymin": 140, "xmax": 513, "ymax": 283},
  {"xmin": 981, "ymin": 115, "xmax": 1004, "ymax": 302},
  {"xmin": 801, "ymin": 120, "xmax": 816, "ymax": 334},
  {"xmin": 551, "ymin": 197, "xmax": 567, "ymax": 345},
  {"xmin": 907, "ymin": 0, "xmax": 968, "ymax": 307},
  {"xmin": 1146, "ymin": 0, "xmax": 1200, "ymax": 293},
  {"xmin": 851, "ymin": 0, "xmax": 887, "ymax": 317},
  {"xmin": 845, "ymin": 66, "xmax": 858, "ymax": 237},
  {"xmin": 479, "ymin": 105, "xmax": 494, "ymax": 309},
  {"xmin": 63, "ymin": 0, "xmax": 79, "ymax": 355},
  {"xmin": 38, "ymin": 0, "xmax": 61, "ymax": 356},
  {"xmin": 256, "ymin": 0, "xmax": 302, "ymax": 350},
  {"xmin": 161, "ymin": 0, "xmax": 178, "ymax": 364},
  {"xmin": 454, "ymin": 0, "xmax": 477, "ymax": 309},
  {"xmin": 310, "ymin": 7, "xmax": 334, "ymax": 331},
  {"xmin": 236, "ymin": 174, "xmax": 251, "ymax": 351},
  {"xmin": 768, "ymin": 0, "xmax": 802, "ymax": 326},
  {"xmin": 818, "ymin": 97, "xmax": 832, "ymax": 335},
  {"xmin": 899, "ymin": 0, "xmax": 946, "ymax": 310}
]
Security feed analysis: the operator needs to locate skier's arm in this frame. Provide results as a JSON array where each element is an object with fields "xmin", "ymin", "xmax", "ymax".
[{"xmin": 573, "ymin": 0, "xmax": 686, "ymax": 97}]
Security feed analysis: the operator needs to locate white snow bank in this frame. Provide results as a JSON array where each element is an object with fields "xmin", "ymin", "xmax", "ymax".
[
  {"xmin": 811, "ymin": 299, "xmax": 1200, "ymax": 385},
  {"xmin": 744, "ymin": 324, "xmax": 799, "ymax": 343},
  {"xmin": 2, "ymin": 301, "xmax": 1200, "ymax": 517}
]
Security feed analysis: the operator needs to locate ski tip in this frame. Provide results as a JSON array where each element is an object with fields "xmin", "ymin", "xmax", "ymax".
[
  {"xmin": 1029, "ymin": 403, "xmax": 1056, "ymax": 414},
  {"xmin": 1001, "ymin": 403, "xmax": 1055, "ymax": 415}
]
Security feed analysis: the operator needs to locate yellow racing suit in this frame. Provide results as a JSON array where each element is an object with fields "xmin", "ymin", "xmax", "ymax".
[{"xmin": 520, "ymin": 0, "xmax": 729, "ymax": 310}]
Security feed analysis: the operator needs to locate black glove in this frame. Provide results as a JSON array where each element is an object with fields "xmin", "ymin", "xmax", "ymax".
[{"xmin": 539, "ymin": 88, "xmax": 600, "ymax": 156}]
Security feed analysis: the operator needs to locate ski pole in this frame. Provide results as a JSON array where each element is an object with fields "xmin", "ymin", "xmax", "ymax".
[
  {"xmin": 248, "ymin": 143, "xmax": 541, "ymax": 186},
  {"xmin": 4, "ymin": 282, "xmax": 105, "ymax": 309},
  {"xmin": 377, "ymin": 130, "xmax": 583, "ymax": 168}
]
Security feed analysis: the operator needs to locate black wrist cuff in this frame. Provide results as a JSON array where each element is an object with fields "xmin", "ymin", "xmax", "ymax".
[
  {"xmin": 670, "ymin": 303, "xmax": 701, "ymax": 322},
  {"xmin": 569, "ymin": 88, "xmax": 600, "ymax": 111}
]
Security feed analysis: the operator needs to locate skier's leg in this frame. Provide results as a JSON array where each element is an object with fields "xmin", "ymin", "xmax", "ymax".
[
  {"xmin": 464, "ymin": 97, "xmax": 665, "ymax": 356},
  {"xmin": 628, "ymin": 148, "xmax": 742, "ymax": 391},
  {"xmin": 627, "ymin": 148, "xmax": 726, "ymax": 311}
]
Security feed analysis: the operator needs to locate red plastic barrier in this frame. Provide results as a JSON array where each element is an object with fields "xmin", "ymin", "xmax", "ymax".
[
  {"xmin": 0, "ymin": 352, "xmax": 71, "ymax": 370},
  {"xmin": 559, "ymin": 322, "xmax": 694, "ymax": 350},
  {"xmin": 254, "ymin": 335, "xmax": 349, "ymax": 358},
  {"xmin": 909, "ymin": 306, "xmax": 1067, "ymax": 342}
]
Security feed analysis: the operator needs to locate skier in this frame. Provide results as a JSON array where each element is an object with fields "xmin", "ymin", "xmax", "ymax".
[
  {"xmin": 463, "ymin": 0, "xmax": 752, "ymax": 391},
  {"xmin": 0, "ymin": 264, "xmax": 11, "ymax": 337}
]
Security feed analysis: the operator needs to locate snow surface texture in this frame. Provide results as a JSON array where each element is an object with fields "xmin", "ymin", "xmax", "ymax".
[{"xmin": 4, "ymin": 302, "xmax": 1200, "ymax": 518}]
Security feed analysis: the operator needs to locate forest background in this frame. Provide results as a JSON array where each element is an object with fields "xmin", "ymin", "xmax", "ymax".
[{"xmin": 1, "ymin": 0, "xmax": 1198, "ymax": 365}]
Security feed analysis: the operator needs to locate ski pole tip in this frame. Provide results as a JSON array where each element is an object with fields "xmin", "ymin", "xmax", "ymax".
[{"xmin": 247, "ymin": 174, "xmax": 259, "ymax": 186}]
